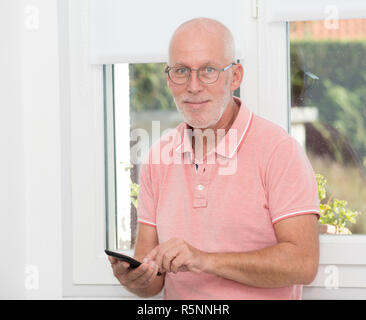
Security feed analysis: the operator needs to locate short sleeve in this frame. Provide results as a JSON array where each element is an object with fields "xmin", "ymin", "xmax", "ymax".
[
  {"xmin": 265, "ymin": 136, "xmax": 320, "ymax": 224},
  {"xmin": 136, "ymin": 156, "xmax": 157, "ymax": 227}
]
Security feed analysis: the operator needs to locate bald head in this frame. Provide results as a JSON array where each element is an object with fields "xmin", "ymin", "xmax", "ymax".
[{"xmin": 168, "ymin": 18, "xmax": 236, "ymax": 65}]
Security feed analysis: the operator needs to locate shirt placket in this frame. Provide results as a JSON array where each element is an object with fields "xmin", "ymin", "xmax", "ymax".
[{"xmin": 192, "ymin": 152, "xmax": 215, "ymax": 208}]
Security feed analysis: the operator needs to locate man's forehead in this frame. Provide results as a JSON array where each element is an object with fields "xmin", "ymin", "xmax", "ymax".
[
  {"xmin": 169, "ymin": 34, "xmax": 227, "ymax": 65},
  {"xmin": 170, "ymin": 27, "xmax": 224, "ymax": 50},
  {"xmin": 168, "ymin": 18, "xmax": 235, "ymax": 65},
  {"xmin": 169, "ymin": 52, "xmax": 227, "ymax": 67}
]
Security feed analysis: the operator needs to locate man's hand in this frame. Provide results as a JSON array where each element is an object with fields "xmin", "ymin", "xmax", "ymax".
[
  {"xmin": 108, "ymin": 256, "xmax": 160, "ymax": 289},
  {"xmin": 143, "ymin": 238, "xmax": 208, "ymax": 274}
]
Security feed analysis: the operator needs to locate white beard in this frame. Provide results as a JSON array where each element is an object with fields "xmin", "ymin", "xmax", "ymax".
[{"xmin": 174, "ymin": 90, "xmax": 231, "ymax": 129}]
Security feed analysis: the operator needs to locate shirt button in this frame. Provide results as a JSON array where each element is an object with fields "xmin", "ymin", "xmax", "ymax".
[{"xmin": 197, "ymin": 184, "xmax": 204, "ymax": 191}]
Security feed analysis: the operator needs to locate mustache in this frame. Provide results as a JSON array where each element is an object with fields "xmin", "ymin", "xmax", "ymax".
[{"xmin": 180, "ymin": 98, "xmax": 211, "ymax": 103}]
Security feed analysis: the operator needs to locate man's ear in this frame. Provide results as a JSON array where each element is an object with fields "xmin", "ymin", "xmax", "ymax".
[{"xmin": 230, "ymin": 63, "xmax": 244, "ymax": 92}]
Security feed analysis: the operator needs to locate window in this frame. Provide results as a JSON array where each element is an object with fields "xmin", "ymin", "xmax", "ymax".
[{"xmin": 289, "ymin": 19, "xmax": 366, "ymax": 234}]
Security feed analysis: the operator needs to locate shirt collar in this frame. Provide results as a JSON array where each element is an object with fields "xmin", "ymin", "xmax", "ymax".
[{"xmin": 173, "ymin": 97, "xmax": 253, "ymax": 159}]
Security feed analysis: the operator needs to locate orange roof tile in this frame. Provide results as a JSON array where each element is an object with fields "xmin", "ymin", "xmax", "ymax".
[{"xmin": 290, "ymin": 19, "xmax": 366, "ymax": 40}]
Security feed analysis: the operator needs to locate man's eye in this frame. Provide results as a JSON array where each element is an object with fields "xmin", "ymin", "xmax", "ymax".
[
  {"xmin": 175, "ymin": 67, "xmax": 187, "ymax": 74},
  {"xmin": 204, "ymin": 67, "xmax": 215, "ymax": 73}
]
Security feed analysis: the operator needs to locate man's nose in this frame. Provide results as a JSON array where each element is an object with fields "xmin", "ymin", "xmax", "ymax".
[{"xmin": 186, "ymin": 70, "xmax": 203, "ymax": 94}]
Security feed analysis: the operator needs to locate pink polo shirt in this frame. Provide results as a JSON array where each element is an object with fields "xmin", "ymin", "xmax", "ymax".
[{"xmin": 137, "ymin": 97, "xmax": 320, "ymax": 300}]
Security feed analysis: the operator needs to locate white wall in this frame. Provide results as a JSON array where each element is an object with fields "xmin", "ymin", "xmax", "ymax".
[
  {"xmin": 0, "ymin": 0, "xmax": 27, "ymax": 299},
  {"xmin": 0, "ymin": 0, "xmax": 63, "ymax": 299}
]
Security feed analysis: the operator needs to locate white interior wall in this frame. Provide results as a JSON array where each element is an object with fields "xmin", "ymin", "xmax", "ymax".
[
  {"xmin": 0, "ymin": 0, "xmax": 63, "ymax": 299},
  {"xmin": 0, "ymin": 0, "xmax": 27, "ymax": 299}
]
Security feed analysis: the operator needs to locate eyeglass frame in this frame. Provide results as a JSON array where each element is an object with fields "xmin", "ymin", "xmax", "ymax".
[{"xmin": 165, "ymin": 62, "xmax": 237, "ymax": 85}]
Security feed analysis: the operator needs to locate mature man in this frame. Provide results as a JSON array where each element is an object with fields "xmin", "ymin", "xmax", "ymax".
[{"xmin": 109, "ymin": 18, "xmax": 320, "ymax": 299}]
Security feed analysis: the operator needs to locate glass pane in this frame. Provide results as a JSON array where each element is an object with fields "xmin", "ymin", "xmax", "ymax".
[{"xmin": 289, "ymin": 19, "xmax": 366, "ymax": 234}]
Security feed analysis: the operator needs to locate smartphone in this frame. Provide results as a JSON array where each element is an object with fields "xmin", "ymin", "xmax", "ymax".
[{"xmin": 105, "ymin": 249, "xmax": 162, "ymax": 276}]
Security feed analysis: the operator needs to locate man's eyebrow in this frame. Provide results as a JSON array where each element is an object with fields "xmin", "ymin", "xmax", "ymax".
[
  {"xmin": 172, "ymin": 62, "xmax": 188, "ymax": 67},
  {"xmin": 171, "ymin": 61, "xmax": 219, "ymax": 67}
]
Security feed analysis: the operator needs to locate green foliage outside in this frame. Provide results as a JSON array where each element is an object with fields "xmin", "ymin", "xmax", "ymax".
[
  {"xmin": 290, "ymin": 40, "xmax": 366, "ymax": 168},
  {"xmin": 316, "ymin": 173, "xmax": 361, "ymax": 234},
  {"xmin": 291, "ymin": 40, "xmax": 366, "ymax": 233},
  {"xmin": 122, "ymin": 162, "xmax": 139, "ymax": 209},
  {"xmin": 129, "ymin": 63, "xmax": 176, "ymax": 111},
  {"xmin": 130, "ymin": 181, "xmax": 139, "ymax": 209}
]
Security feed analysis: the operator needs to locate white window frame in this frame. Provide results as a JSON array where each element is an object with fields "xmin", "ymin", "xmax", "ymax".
[{"xmin": 63, "ymin": 0, "xmax": 366, "ymax": 298}]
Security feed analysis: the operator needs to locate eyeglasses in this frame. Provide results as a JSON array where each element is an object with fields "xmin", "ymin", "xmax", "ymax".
[{"xmin": 165, "ymin": 62, "xmax": 236, "ymax": 85}]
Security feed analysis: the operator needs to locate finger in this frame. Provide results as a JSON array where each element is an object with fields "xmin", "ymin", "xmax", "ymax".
[
  {"xmin": 155, "ymin": 241, "xmax": 181, "ymax": 271},
  {"xmin": 143, "ymin": 238, "xmax": 179, "ymax": 263},
  {"xmin": 170, "ymin": 252, "xmax": 186, "ymax": 273},
  {"xmin": 141, "ymin": 262, "xmax": 159, "ymax": 285},
  {"xmin": 112, "ymin": 261, "xmax": 130, "ymax": 276},
  {"xmin": 116, "ymin": 263, "xmax": 144, "ymax": 286},
  {"xmin": 124, "ymin": 262, "xmax": 152, "ymax": 284},
  {"xmin": 162, "ymin": 247, "xmax": 181, "ymax": 272},
  {"xmin": 143, "ymin": 246, "xmax": 159, "ymax": 263},
  {"xmin": 134, "ymin": 261, "xmax": 158, "ymax": 287}
]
